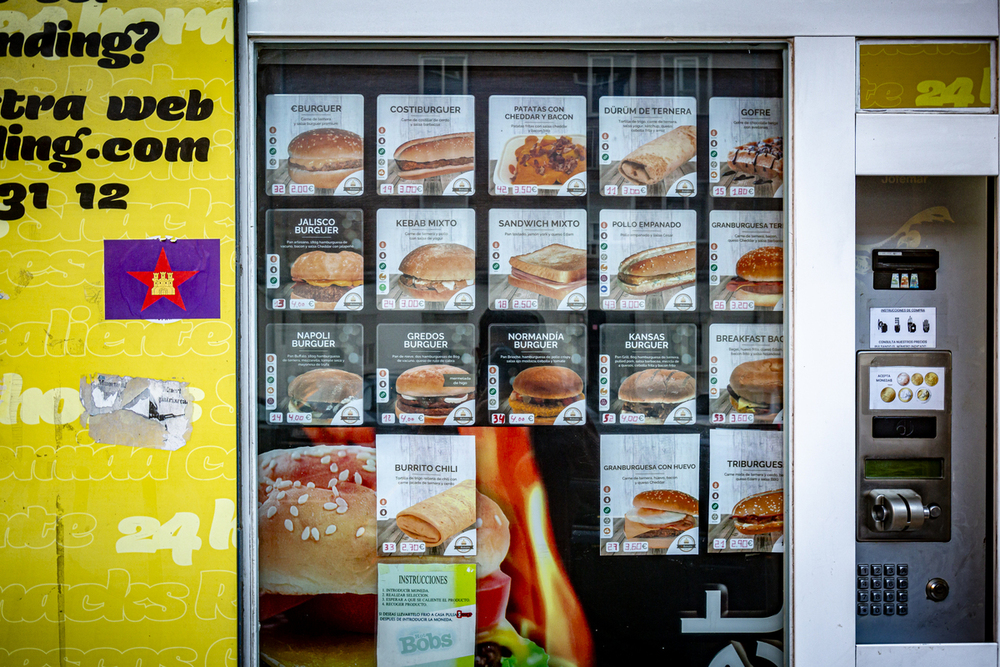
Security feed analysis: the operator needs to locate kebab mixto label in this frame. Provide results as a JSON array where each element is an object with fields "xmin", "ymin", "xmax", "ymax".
[
  {"xmin": 709, "ymin": 211, "xmax": 784, "ymax": 311},
  {"xmin": 599, "ymin": 434, "xmax": 700, "ymax": 556},
  {"xmin": 599, "ymin": 209, "xmax": 697, "ymax": 311},
  {"xmin": 376, "ymin": 95, "xmax": 475, "ymax": 196},
  {"xmin": 708, "ymin": 324, "xmax": 784, "ymax": 426},
  {"xmin": 376, "ymin": 324, "xmax": 477, "ymax": 426},
  {"xmin": 263, "ymin": 324, "xmax": 364, "ymax": 426},
  {"xmin": 599, "ymin": 96, "xmax": 697, "ymax": 197},
  {"xmin": 487, "ymin": 324, "xmax": 587, "ymax": 426},
  {"xmin": 265, "ymin": 209, "xmax": 364, "ymax": 311},
  {"xmin": 869, "ymin": 366, "xmax": 946, "ymax": 411},
  {"xmin": 708, "ymin": 429, "xmax": 784, "ymax": 554},
  {"xmin": 488, "ymin": 209, "xmax": 587, "ymax": 311},
  {"xmin": 264, "ymin": 94, "xmax": 365, "ymax": 196},
  {"xmin": 708, "ymin": 97, "xmax": 783, "ymax": 199},
  {"xmin": 488, "ymin": 95, "xmax": 588, "ymax": 196},
  {"xmin": 376, "ymin": 209, "xmax": 476, "ymax": 311},
  {"xmin": 598, "ymin": 324, "xmax": 697, "ymax": 425},
  {"xmin": 376, "ymin": 434, "xmax": 477, "ymax": 557}
]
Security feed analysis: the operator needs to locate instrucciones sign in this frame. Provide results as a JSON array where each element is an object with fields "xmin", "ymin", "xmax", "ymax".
[{"xmin": 859, "ymin": 41, "xmax": 994, "ymax": 111}]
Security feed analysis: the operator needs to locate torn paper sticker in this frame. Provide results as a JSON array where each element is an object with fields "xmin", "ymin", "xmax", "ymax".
[{"xmin": 80, "ymin": 374, "xmax": 193, "ymax": 451}]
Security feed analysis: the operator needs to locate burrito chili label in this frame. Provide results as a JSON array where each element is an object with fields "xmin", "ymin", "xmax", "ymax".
[
  {"xmin": 376, "ymin": 434, "xmax": 477, "ymax": 557},
  {"xmin": 709, "ymin": 210, "xmax": 784, "ymax": 312},
  {"xmin": 708, "ymin": 324, "xmax": 784, "ymax": 427},
  {"xmin": 264, "ymin": 94, "xmax": 365, "ymax": 197},
  {"xmin": 708, "ymin": 97, "xmax": 784, "ymax": 199},
  {"xmin": 599, "ymin": 96, "xmax": 697, "ymax": 197},
  {"xmin": 600, "ymin": 434, "xmax": 701, "ymax": 556},
  {"xmin": 707, "ymin": 429, "xmax": 784, "ymax": 554}
]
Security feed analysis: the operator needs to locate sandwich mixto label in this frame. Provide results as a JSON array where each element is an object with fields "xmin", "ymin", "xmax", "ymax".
[
  {"xmin": 598, "ymin": 324, "xmax": 697, "ymax": 426},
  {"xmin": 488, "ymin": 209, "xmax": 587, "ymax": 312},
  {"xmin": 488, "ymin": 95, "xmax": 588, "ymax": 197},
  {"xmin": 708, "ymin": 324, "xmax": 784, "ymax": 426},
  {"xmin": 869, "ymin": 365, "xmax": 946, "ymax": 411},
  {"xmin": 376, "ymin": 209, "xmax": 476, "ymax": 311},
  {"xmin": 599, "ymin": 209, "xmax": 697, "ymax": 312},
  {"xmin": 376, "ymin": 95, "xmax": 475, "ymax": 196},
  {"xmin": 375, "ymin": 434, "xmax": 477, "ymax": 557},
  {"xmin": 264, "ymin": 94, "xmax": 365, "ymax": 196},
  {"xmin": 265, "ymin": 209, "xmax": 364, "ymax": 311},
  {"xmin": 709, "ymin": 210, "xmax": 784, "ymax": 311},
  {"xmin": 263, "ymin": 324, "xmax": 364, "ymax": 426},
  {"xmin": 487, "ymin": 324, "xmax": 587, "ymax": 426},
  {"xmin": 376, "ymin": 324, "xmax": 477, "ymax": 426},
  {"xmin": 598, "ymin": 96, "xmax": 697, "ymax": 198},
  {"xmin": 708, "ymin": 429, "xmax": 784, "ymax": 554},
  {"xmin": 708, "ymin": 97, "xmax": 783, "ymax": 199},
  {"xmin": 599, "ymin": 434, "xmax": 700, "ymax": 556}
]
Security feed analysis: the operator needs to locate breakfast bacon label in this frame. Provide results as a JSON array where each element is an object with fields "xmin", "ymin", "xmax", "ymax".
[
  {"xmin": 376, "ymin": 94, "xmax": 475, "ymax": 196},
  {"xmin": 707, "ymin": 429, "xmax": 785, "ymax": 554},
  {"xmin": 708, "ymin": 96, "xmax": 783, "ymax": 199},
  {"xmin": 599, "ymin": 434, "xmax": 700, "ymax": 556},
  {"xmin": 264, "ymin": 94, "xmax": 365, "ymax": 196},
  {"xmin": 265, "ymin": 209, "xmax": 364, "ymax": 311},
  {"xmin": 488, "ymin": 95, "xmax": 587, "ymax": 196},
  {"xmin": 708, "ymin": 210, "xmax": 784, "ymax": 312}
]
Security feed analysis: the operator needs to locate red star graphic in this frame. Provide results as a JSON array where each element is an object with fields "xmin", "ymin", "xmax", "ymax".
[{"xmin": 127, "ymin": 248, "xmax": 199, "ymax": 311}]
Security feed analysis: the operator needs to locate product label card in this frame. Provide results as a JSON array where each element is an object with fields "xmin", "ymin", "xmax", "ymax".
[
  {"xmin": 599, "ymin": 434, "xmax": 700, "ymax": 556},
  {"xmin": 599, "ymin": 209, "xmax": 697, "ymax": 311},
  {"xmin": 376, "ymin": 434, "xmax": 477, "ymax": 557},
  {"xmin": 487, "ymin": 324, "xmax": 587, "ymax": 426},
  {"xmin": 488, "ymin": 209, "xmax": 587, "ymax": 312},
  {"xmin": 376, "ymin": 324, "xmax": 477, "ymax": 426},
  {"xmin": 869, "ymin": 307, "xmax": 937, "ymax": 349},
  {"xmin": 264, "ymin": 94, "xmax": 365, "ymax": 197},
  {"xmin": 488, "ymin": 95, "xmax": 587, "ymax": 196},
  {"xmin": 708, "ymin": 210, "xmax": 784, "ymax": 311},
  {"xmin": 598, "ymin": 96, "xmax": 697, "ymax": 197},
  {"xmin": 263, "ymin": 324, "xmax": 364, "ymax": 426},
  {"xmin": 264, "ymin": 209, "xmax": 364, "ymax": 311},
  {"xmin": 377, "ymin": 563, "xmax": 477, "ymax": 667},
  {"xmin": 869, "ymin": 366, "xmax": 946, "ymax": 411},
  {"xmin": 598, "ymin": 324, "xmax": 697, "ymax": 426},
  {"xmin": 376, "ymin": 209, "xmax": 476, "ymax": 311},
  {"xmin": 376, "ymin": 95, "xmax": 475, "ymax": 196},
  {"xmin": 708, "ymin": 429, "xmax": 784, "ymax": 554},
  {"xmin": 708, "ymin": 324, "xmax": 784, "ymax": 426},
  {"xmin": 708, "ymin": 97, "xmax": 783, "ymax": 199}
]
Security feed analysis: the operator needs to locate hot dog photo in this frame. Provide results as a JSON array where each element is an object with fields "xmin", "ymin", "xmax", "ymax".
[{"xmin": 709, "ymin": 96, "xmax": 783, "ymax": 198}]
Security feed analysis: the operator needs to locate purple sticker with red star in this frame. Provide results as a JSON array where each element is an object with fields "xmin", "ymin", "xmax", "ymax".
[{"xmin": 104, "ymin": 239, "xmax": 221, "ymax": 320}]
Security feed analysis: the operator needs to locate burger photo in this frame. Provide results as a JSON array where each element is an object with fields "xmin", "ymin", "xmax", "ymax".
[
  {"xmin": 286, "ymin": 128, "xmax": 364, "ymax": 190},
  {"xmin": 728, "ymin": 245, "xmax": 783, "ymax": 308},
  {"xmin": 727, "ymin": 357, "xmax": 783, "ymax": 422},
  {"xmin": 623, "ymin": 489, "xmax": 698, "ymax": 540},
  {"xmin": 394, "ymin": 364, "xmax": 475, "ymax": 425},
  {"xmin": 617, "ymin": 369, "xmax": 695, "ymax": 424},
  {"xmin": 286, "ymin": 368, "xmax": 363, "ymax": 423},
  {"xmin": 508, "ymin": 366, "xmax": 585, "ymax": 425},
  {"xmin": 616, "ymin": 242, "xmax": 696, "ymax": 295},
  {"xmin": 397, "ymin": 243, "xmax": 475, "ymax": 303},
  {"xmin": 731, "ymin": 489, "xmax": 784, "ymax": 535},
  {"xmin": 290, "ymin": 250, "xmax": 363, "ymax": 309}
]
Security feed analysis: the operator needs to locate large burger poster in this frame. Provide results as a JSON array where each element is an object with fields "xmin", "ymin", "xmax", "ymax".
[{"xmin": 0, "ymin": 1, "xmax": 237, "ymax": 664}]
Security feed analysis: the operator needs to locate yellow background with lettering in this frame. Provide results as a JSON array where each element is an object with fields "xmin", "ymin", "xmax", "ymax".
[
  {"xmin": 0, "ymin": 1, "xmax": 237, "ymax": 664},
  {"xmin": 860, "ymin": 42, "xmax": 993, "ymax": 109}
]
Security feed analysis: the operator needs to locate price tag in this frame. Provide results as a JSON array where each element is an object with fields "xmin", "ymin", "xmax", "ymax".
[
  {"xmin": 730, "ymin": 186, "xmax": 755, "ymax": 197},
  {"xmin": 400, "ymin": 542, "xmax": 427, "ymax": 553},
  {"xmin": 509, "ymin": 413, "xmax": 534, "ymax": 425},
  {"xmin": 511, "ymin": 184, "xmax": 538, "ymax": 196},
  {"xmin": 623, "ymin": 541, "xmax": 648, "ymax": 553},
  {"xmin": 729, "ymin": 300, "xmax": 755, "ymax": 311},
  {"xmin": 729, "ymin": 537, "xmax": 754, "ymax": 550},
  {"xmin": 620, "ymin": 413, "xmax": 645, "ymax": 425},
  {"xmin": 287, "ymin": 412, "xmax": 312, "ymax": 424},
  {"xmin": 397, "ymin": 183, "xmax": 423, "ymax": 195},
  {"xmin": 399, "ymin": 413, "xmax": 425, "ymax": 425},
  {"xmin": 398, "ymin": 298, "xmax": 425, "ymax": 309},
  {"xmin": 728, "ymin": 413, "xmax": 755, "ymax": 424},
  {"xmin": 380, "ymin": 184, "xmax": 394, "ymax": 194},
  {"xmin": 290, "ymin": 298, "xmax": 314, "ymax": 309},
  {"xmin": 605, "ymin": 541, "xmax": 620, "ymax": 553},
  {"xmin": 603, "ymin": 185, "xmax": 618, "ymax": 196},
  {"xmin": 620, "ymin": 299, "xmax": 645, "ymax": 310},
  {"xmin": 621, "ymin": 184, "xmax": 646, "ymax": 197},
  {"xmin": 512, "ymin": 299, "xmax": 538, "ymax": 310},
  {"xmin": 289, "ymin": 183, "xmax": 314, "ymax": 195}
]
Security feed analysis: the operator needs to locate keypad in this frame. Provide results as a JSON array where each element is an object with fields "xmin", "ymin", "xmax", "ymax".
[{"xmin": 857, "ymin": 564, "xmax": 908, "ymax": 617}]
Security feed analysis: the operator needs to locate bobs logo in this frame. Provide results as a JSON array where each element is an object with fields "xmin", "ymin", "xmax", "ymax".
[{"xmin": 398, "ymin": 632, "xmax": 454, "ymax": 654}]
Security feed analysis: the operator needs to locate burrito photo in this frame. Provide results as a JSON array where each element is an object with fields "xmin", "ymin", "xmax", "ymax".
[
  {"xmin": 618, "ymin": 125, "xmax": 697, "ymax": 186},
  {"xmin": 396, "ymin": 478, "xmax": 477, "ymax": 547}
]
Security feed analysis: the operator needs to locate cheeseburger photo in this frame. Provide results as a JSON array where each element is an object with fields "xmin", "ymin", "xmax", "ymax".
[
  {"xmin": 624, "ymin": 489, "xmax": 698, "ymax": 540},
  {"xmin": 290, "ymin": 250, "xmax": 363, "ymax": 309},
  {"xmin": 286, "ymin": 128, "xmax": 363, "ymax": 190},
  {"xmin": 397, "ymin": 243, "xmax": 475, "ymax": 302},
  {"xmin": 732, "ymin": 489, "xmax": 784, "ymax": 535},
  {"xmin": 393, "ymin": 131, "xmax": 475, "ymax": 180},
  {"xmin": 286, "ymin": 368, "xmax": 363, "ymax": 423},
  {"xmin": 727, "ymin": 357, "xmax": 783, "ymax": 422},
  {"xmin": 508, "ymin": 366, "xmax": 585, "ymax": 425},
  {"xmin": 617, "ymin": 242, "xmax": 696, "ymax": 295},
  {"xmin": 618, "ymin": 369, "xmax": 695, "ymax": 424},
  {"xmin": 729, "ymin": 245, "xmax": 783, "ymax": 308},
  {"xmin": 394, "ymin": 364, "xmax": 475, "ymax": 425}
]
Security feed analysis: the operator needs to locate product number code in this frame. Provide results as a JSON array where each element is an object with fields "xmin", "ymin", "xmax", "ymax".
[
  {"xmin": 381, "ymin": 298, "xmax": 396, "ymax": 309},
  {"xmin": 381, "ymin": 413, "xmax": 396, "ymax": 424},
  {"xmin": 712, "ymin": 299, "xmax": 728, "ymax": 310},
  {"xmin": 712, "ymin": 413, "xmax": 726, "ymax": 423},
  {"xmin": 271, "ymin": 184, "xmax": 286, "ymax": 195},
  {"xmin": 602, "ymin": 299, "xmax": 616, "ymax": 309},
  {"xmin": 491, "ymin": 413, "xmax": 505, "ymax": 424},
  {"xmin": 605, "ymin": 541, "xmax": 620, "ymax": 553},
  {"xmin": 382, "ymin": 542, "xmax": 397, "ymax": 553},
  {"xmin": 713, "ymin": 538, "xmax": 727, "ymax": 550},
  {"xmin": 623, "ymin": 541, "xmax": 648, "ymax": 553},
  {"xmin": 603, "ymin": 185, "xmax": 618, "ymax": 196},
  {"xmin": 380, "ymin": 184, "xmax": 394, "ymax": 194},
  {"xmin": 712, "ymin": 185, "xmax": 727, "ymax": 196},
  {"xmin": 494, "ymin": 299, "xmax": 509, "ymax": 309}
]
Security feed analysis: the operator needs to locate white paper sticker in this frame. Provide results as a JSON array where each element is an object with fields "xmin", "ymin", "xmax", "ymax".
[{"xmin": 869, "ymin": 307, "xmax": 936, "ymax": 348}]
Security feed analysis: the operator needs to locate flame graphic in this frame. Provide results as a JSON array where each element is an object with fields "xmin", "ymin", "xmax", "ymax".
[{"xmin": 465, "ymin": 427, "xmax": 594, "ymax": 667}]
